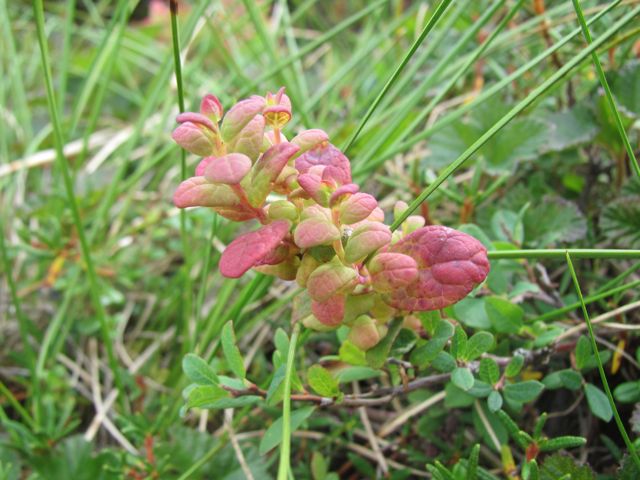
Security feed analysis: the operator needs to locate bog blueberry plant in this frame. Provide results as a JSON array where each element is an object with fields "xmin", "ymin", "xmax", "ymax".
[{"xmin": 172, "ymin": 88, "xmax": 490, "ymax": 351}]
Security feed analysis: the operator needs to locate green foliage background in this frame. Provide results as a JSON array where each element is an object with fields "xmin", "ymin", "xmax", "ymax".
[{"xmin": 1, "ymin": 0, "xmax": 640, "ymax": 478}]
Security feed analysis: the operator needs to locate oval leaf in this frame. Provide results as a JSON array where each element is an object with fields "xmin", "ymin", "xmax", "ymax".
[{"xmin": 383, "ymin": 226, "xmax": 490, "ymax": 311}]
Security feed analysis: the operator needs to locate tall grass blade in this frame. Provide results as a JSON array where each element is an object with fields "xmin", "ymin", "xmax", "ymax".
[{"xmin": 565, "ymin": 252, "xmax": 640, "ymax": 469}]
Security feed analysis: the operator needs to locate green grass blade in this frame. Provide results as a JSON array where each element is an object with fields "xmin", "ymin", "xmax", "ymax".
[
  {"xmin": 565, "ymin": 252, "xmax": 640, "ymax": 469},
  {"xmin": 571, "ymin": 0, "xmax": 640, "ymax": 179},
  {"xmin": 391, "ymin": 4, "xmax": 640, "ymax": 230},
  {"xmin": 31, "ymin": 0, "xmax": 126, "ymax": 406},
  {"xmin": 341, "ymin": 0, "xmax": 453, "ymax": 153},
  {"xmin": 170, "ymin": 0, "xmax": 194, "ymax": 355},
  {"xmin": 487, "ymin": 249, "xmax": 640, "ymax": 260},
  {"xmin": 277, "ymin": 322, "xmax": 301, "ymax": 480},
  {"xmin": 532, "ymin": 279, "xmax": 640, "ymax": 323}
]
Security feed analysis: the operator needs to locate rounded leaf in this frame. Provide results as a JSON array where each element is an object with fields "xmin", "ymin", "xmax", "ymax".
[
  {"xmin": 294, "ymin": 218, "xmax": 341, "ymax": 249},
  {"xmin": 219, "ymin": 220, "xmax": 290, "ymax": 278},
  {"xmin": 383, "ymin": 226, "xmax": 490, "ymax": 311},
  {"xmin": 368, "ymin": 252, "xmax": 418, "ymax": 293},
  {"xmin": 311, "ymin": 295, "xmax": 345, "ymax": 327},
  {"xmin": 339, "ymin": 193, "xmax": 378, "ymax": 225},
  {"xmin": 295, "ymin": 143, "xmax": 351, "ymax": 185},
  {"xmin": 221, "ymin": 95, "xmax": 266, "ymax": 142},
  {"xmin": 347, "ymin": 315, "xmax": 381, "ymax": 351},
  {"xmin": 204, "ymin": 153, "xmax": 252, "ymax": 184},
  {"xmin": 344, "ymin": 222, "xmax": 392, "ymax": 264},
  {"xmin": 306, "ymin": 262, "xmax": 357, "ymax": 302},
  {"xmin": 172, "ymin": 122, "xmax": 216, "ymax": 157}
]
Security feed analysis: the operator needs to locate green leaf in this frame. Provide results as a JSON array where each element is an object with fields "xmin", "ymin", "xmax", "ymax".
[
  {"xmin": 182, "ymin": 354, "xmax": 219, "ymax": 386},
  {"xmin": 540, "ymin": 453, "xmax": 595, "ymax": 480},
  {"xmin": 543, "ymin": 369, "xmax": 583, "ymax": 391},
  {"xmin": 503, "ymin": 380, "xmax": 544, "ymax": 404},
  {"xmin": 541, "ymin": 105, "xmax": 598, "ymax": 153},
  {"xmin": 259, "ymin": 406, "xmax": 315, "ymax": 455},
  {"xmin": 311, "ymin": 451, "xmax": 328, "ymax": 480},
  {"xmin": 432, "ymin": 351, "xmax": 457, "ymax": 373},
  {"xmin": 307, "ymin": 365, "xmax": 340, "ymax": 397},
  {"xmin": 185, "ymin": 384, "xmax": 230, "ymax": 410},
  {"xmin": 266, "ymin": 364, "xmax": 286, "ymax": 404},
  {"xmin": 575, "ymin": 336, "xmax": 592, "ymax": 370},
  {"xmin": 452, "ymin": 367, "xmax": 474, "ymax": 391},
  {"xmin": 453, "ymin": 297, "xmax": 491, "ymax": 330},
  {"xmin": 339, "ymin": 340, "xmax": 367, "ymax": 366},
  {"xmin": 366, "ymin": 318, "xmax": 402, "ymax": 369},
  {"xmin": 221, "ymin": 321, "xmax": 246, "ymax": 379},
  {"xmin": 539, "ymin": 436, "xmax": 586, "ymax": 452},
  {"xmin": 335, "ymin": 366, "xmax": 380, "ymax": 384},
  {"xmin": 614, "ymin": 381, "xmax": 640, "ymax": 404},
  {"xmin": 485, "ymin": 297, "xmax": 523, "ymax": 334},
  {"xmin": 584, "ymin": 383, "xmax": 613, "ymax": 422},
  {"xmin": 451, "ymin": 325, "xmax": 468, "ymax": 360},
  {"xmin": 464, "ymin": 331, "xmax": 494, "ymax": 361},
  {"xmin": 505, "ymin": 355, "xmax": 524, "ymax": 377},
  {"xmin": 523, "ymin": 196, "xmax": 587, "ymax": 247},
  {"xmin": 479, "ymin": 358, "xmax": 500, "ymax": 385},
  {"xmin": 410, "ymin": 336, "xmax": 448, "ymax": 369},
  {"xmin": 487, "ymin": 391, "xmax": 503, "ymax": 412}
]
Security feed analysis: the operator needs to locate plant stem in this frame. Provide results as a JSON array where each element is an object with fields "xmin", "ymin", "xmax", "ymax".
[
  {"xmin": 170, "ymin": 0, "xmax": 194, "ymax": 355},
  {"xmin": 277, "ymin": 322, "xmax": 301, "ymax": 480},
  {"xmin": 565, "ymin": 252, "xmax": 640, "ymax": 469}
]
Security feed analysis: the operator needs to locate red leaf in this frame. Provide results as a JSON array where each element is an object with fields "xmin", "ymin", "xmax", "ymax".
[
  {"xmin": 219, "ymin": 220, "xmax": 290, "ymax": 278},
  {"xmin": 383, "ymin": 226, "xmax": 490, "ymax": 311}
]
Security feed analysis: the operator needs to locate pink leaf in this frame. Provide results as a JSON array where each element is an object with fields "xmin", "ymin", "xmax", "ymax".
[
  {"xmin": 247, "ymin": 142, "xmax": 300, "ymax": 207},
  {"xmin": 329, "ymin": 183, "xmax": 360, "ymax": 206},
  {"xmin": 339, "ymin": 193, "xmax": 378, "ymax": 225},
  {"xmin": 344, "ymin": 222, "xmax": 392, "ymax": 264},
  {"xmin": 347, "ymin": 315, "xmax": 381, "ymax": 351},
  {"xmin": 203, "ymin": 153, "xmax": 252, "ymax": 184},
  {"xmin": 176, "ymin": 112, "xmax": 217, "ymax": 131},
  {"xmin": 221, "ymin": 95, "xmax": 266, "ymax": 142},
  {"xmin": 290, "ymin": 129, "xmax": 329, "ymax": 155},
  {"xmin": 383, "ymin": 226, "xmax": 490, "ymax": 311},
  {"xmin": 306, "ymin": 262, "xmax": 357, "ymax": 302},
  {"xmin": 200, "ymin": 94, "xmax": 224, "ymax": 122},
  {"xmin": 195, "ymin": 157, "xmax": 215, "ymax": 176},
  {"xmin": 295, "ymin": 143, "xmax": 351, "ymax": 185},
  {"xmin": 226, "ymin": 115, "xmax": 265, "ymax": 161},
  {"xmin": 173, "ymin": 177, "xmax": 237, "ymax": 208},
  {"xmin": 219, "ymin": 220, "xmax": 290, "ymax": 278},
  {"xmin": 171, "ymin": 122, "xmax": 216, "ymax": 157},
  {"xmin": 368, "ymin": 252, "xmax": 418, "ymax": 293},
  {"xmin": 293, "ymin": 218, "xmax": 341, "ymax": 249},
  {"xmin": 311, "ymin": 295, "xmax": 345, "ymax": 327},
  {"xmin": 297, "ymin": 172, "xmax": 330, "ymax": 206}
]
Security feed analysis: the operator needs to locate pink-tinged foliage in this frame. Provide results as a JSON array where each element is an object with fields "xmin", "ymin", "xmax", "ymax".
[
  {"xmin": 295, "ymin": 143, "xmax": 351, "ymax": 185},
  {"xmin": 226, "ymin": 115, "xmax": 265, "ymax": 161},
  {"xmin": 311, "ymin": 295, "xmax": 345, "ymax": 327},
  {"xmin": 383, "ymin": 226, "xmax": 490, "ymax": 311},
  {"xmin": 368, "ymin": 253, "xmax": 419, "ymax": 293},
  {"xmin": 173, "ymin": 177, "xmax": 236, "ymax": 208},
  {"xmin": 195, "ymin": 156, "xmax": 216, "ymax": 176},
  {"xmin": 221, "ymin": 95, "xmax": 266, "ymax": 142},
  {"xmin": 306, "ymin": 262, "xmax": 357, "ymax": 302},
  {"xmin": 203, "ymin": 153, "xmax": 252, "ymax": 184},
  {"xmin": 330, "ymin": 183, "xmax": 360, "ymax": 206},
  {"xmin": 294, "ymin": 218, "xmax": 340, "ymax": 249},
  {"xmin": 297, "ymin": 173, "xmax": 329, "ymax": 206},
  {"xmin": 219, "ymin": 220, "xmax": 290, "ymax": 278},
  {"xmin": 339, "ymin": 193, "xmax": 378, "ymax": 225},
  {"xmin": 347, "ymin": 315, "xmax": 381, "ymax": 351},
  {"xmin": 171, "ymin": 122, "xmax": 217, "ymax": 157},
  {"xmin": 247, "ymin": 142, "xmax": 300, "ymax": 207},
  {"xmin": 200, "ymin": 94, "xmax": 223, "ymax": 122},
  {"xmin": 344, "ymin": 222, "xmax": 392, "ymax": 263},
  {"xmin": 176, "ymin": 112, "xmax": 217, "ymax": 131},
  {"xmin": 290, "ymin": 129, "xmax": 329, "ymax": 155}
]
